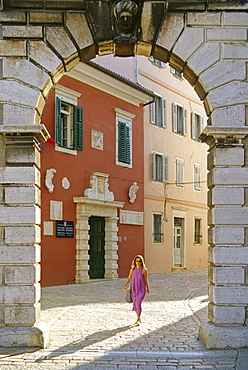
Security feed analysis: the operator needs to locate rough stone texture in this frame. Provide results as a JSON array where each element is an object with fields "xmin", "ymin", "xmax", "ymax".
[
  {"xmin": 209, "ymin": 246, "xmax": 248, "ymax": 265},
  {"xmin": 5, "ymin": 186, "xmax": 40, "ymax": 205},
  {"xmin": 208, "ymin": 226, "xmax": 244, "ymax": 245},
  {"xmin": 208, "ymin": 167, "xmax": 248, "ymax": 186},
  {"xmin": 201, "ymin": 60, "xmax": 246, "ymax": 91},
  {"xmin": 2, "ymin": 58, "xmax": 49, "ymax": 90},
  {"xmin": 5, "ymin": 264, "xmax": 40, "ymax": 284},
  {"xmin": 1, "ymin": 103, "xmax": 40, "ymax": 126},
  {"xmin": 30, "ymin": 11, "xmax": 63, "ymax": 24},
  {"xmin": 0, "ymin": 325, "xmax": 49, "ymax": 347},
  {"xmin": 0, "ymin": 205, "xmax": 41, "ymax": 225},
  {"xmin": 209, "ymin": 206, "xmax": 248, "ymax": 226},
  {"xmin": 5, "ymin": 226, "xmax": 41, "ymax": 244},
  {"xmin": 173, "ymin": 28, "xmax": 205, "ymax": 60},
  {"xmin": 223, "ymin": 12, "xmax": 248, "ymax": 26},
  {"xmin": 0, "ymin": 166, "xmax": 40, "ymax": 185},
  {"xmin": 207, "ymin": 27, "xmax": 247, "ymax": 41},
  {"xmin": 157, "ymin": 13, "xmax": 184, "ymax": 51},
  {"xmin": 187, "ymin": 12, "xmax": 221, "ymax": 26},
  {"xmin": 45, "ymin": 27, "xmax": 77, "ymax": 59},
  {"xmin": 1, "ymin": 283, "xmax": 40, "ymax": 304},
  {"xmin": 209, "ymin": 285, "xmax": 248, "ymax": 305},
  {"xmin": 0, "ymin": 40, "xmax": 26, "ymax": 56},
  {"xmin": 4, "ymin": 303, "xmax": 40, "ymax": 325},
  {"xmin": 28, "ymin": 41, "xmax": 63, "ymax": 74},
  {"xmin": 209, "ymin": 81, "xmax": 248, "ymax": 108},
  {"xmin": 189, "ymin": 42, "xmax": 220, "ymax": 75},
  {"xmin": 65, "ymin": 13, "xmax": 94, "ymax": 50},
  {"xmin": 210, "ymin": 146, "xmax": 244, "ymax": 167},
  {"xmin": 209, "ymin": 104, "xmax": 246, "ymax": 127},
  {"xmin": 209, "ymin": 303, "xmax": 246, "ymax": 325},
  {"xmin": 3, "ymin": 25, "xmax": 43, "ymax": 38},
  {"xmin": 223, "ymin": 42, "xmax": 248, "ymax": 59},
  {"xmin": 0, "ymin": 11, "xmax": 26, "ymax": 23},
  {"xmin": 209, "ymin": 265, "xmax": 245, "ymax": 284},
  {"xmin": 0, "ymin": 80, "xmax": 41, "ymax": 108},
  {"xmin": 0, "ymin": 245, "xmax": 41, "ymax": 264},
  {"xmin": 199, "ymin": 321, "xmax": 248, "ymax": 349}
]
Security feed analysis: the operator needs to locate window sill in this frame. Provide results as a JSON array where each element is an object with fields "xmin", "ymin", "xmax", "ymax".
[{"xmin": 55, "ymin": 144, "xmax": 77, "ymax": 156}]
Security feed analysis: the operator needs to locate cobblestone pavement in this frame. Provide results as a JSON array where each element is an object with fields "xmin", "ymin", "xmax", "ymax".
[{"xmin": 0, "ymin": 269, "xmax": 247, "ymax": 369}]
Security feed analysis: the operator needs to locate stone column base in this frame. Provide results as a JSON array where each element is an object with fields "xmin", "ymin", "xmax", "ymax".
[
  {"xmin": 199, "ymin": 321, "xmax": 248, "ymax": 349},
  {"xmin": 0, "ymin": 323, "xmax": 50, "ymax": 348}
]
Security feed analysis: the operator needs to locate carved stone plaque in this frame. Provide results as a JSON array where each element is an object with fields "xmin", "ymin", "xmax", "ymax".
[{"xmin": 119, "ymin": 210, "xmax": 144, "ymax": 225}]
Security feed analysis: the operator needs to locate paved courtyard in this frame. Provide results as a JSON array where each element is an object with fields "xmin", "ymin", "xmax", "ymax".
[{"xmin": 0, "ymin": 268, "xmax": 247, "ymax": 369}]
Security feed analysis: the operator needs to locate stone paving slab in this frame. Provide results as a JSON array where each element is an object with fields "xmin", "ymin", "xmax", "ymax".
[{"xmin": 0, "ymin": 269, "xmax": 247, "ymax": 369}]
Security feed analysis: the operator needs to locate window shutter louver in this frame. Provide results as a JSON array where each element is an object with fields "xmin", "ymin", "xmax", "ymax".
[
  {"xmin": 183, "ymin": 108, "xmax": 187, "ymax": 136},
  {"xmin": 56, "ymin": 97, "xmax": 62, "ymax": 146},
  {"xmin": 200, "ymin": 116, "xmax": 204, "ymax": 138},
  {"xmin": 118, "ymin": 121, "xmax": 130, "ymax": 164},
  {"xmin": 191, "ymin": 111, "xmax": 196, "ymax": 140},
  {"xmin": 152, "ymin": 152, "xmax": 156, "ymax": 181},
  {"xmin": 73, "ymin": 105, "xmax": 83, "ymax": 151},
  {"xmin": 150, "ymin": 98, "xmax": 155, "ymax": 124},
  {"xmin": 163, "ymin": 155, "xmax": 169, "ymax": 182},
  {"xmin": 172, "ymin": 103, "xmax": 177, "ymax": 132},
  {"xmin": 162, "ymin": 98, "xmax": 167, "ymax": 128}
]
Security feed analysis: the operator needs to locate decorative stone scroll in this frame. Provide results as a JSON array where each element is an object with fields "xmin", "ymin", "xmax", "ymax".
[
  {"xmin": 84, "ymin": 172, "xmax": 114, "ymax": 201},
  {"xmin": 120, "ymin": 210, "xmax": 144, "ymax": 225},
  {"xmin": 128, "ymin": 181, "xmax": 139, "ymax": 203}
]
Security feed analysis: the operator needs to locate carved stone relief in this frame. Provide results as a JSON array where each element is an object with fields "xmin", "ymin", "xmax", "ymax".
[
  {"xmin": 128, "ymin": 181, "xmax": 139, "ymax": 203},
  {"xmin": 45, "ymin": 168, "xmax": 56, "ymax": 193},
  {"xmin": 84, "ymin": 172, "xmax": 114, "ymax": 201},
  {"xmin": 91, "ymin": 130, "xmax": 104, "ymax": 151}
]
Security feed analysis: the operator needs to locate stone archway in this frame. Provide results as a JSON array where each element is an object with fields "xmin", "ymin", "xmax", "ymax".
[{"xmin": 0, "ymin": 1, "xmax": 247, "ymax": 348}]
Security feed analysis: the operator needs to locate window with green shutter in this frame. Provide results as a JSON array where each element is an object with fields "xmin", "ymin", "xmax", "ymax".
[
  {"xmin": 56, "ymin": 97, "xmax": 83, "ymax": 151},
  {"xmin": 118, "ymin": 121, "xmax": 131, "ymax": 164}
]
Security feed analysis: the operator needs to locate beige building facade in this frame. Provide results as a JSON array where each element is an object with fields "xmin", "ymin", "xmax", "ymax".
[
  {"xmin": 0, "ymin": 1, "xmax": 247, "ymax": 350},
  {"xmin": 94, "ymin": 54, "xmax": 208, "ymax": 274}
]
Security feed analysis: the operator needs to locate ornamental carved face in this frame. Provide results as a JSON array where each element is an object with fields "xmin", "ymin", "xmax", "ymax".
[{"xmin": 114, "ymin": 0, "xmax": 138, "ymax": 34}]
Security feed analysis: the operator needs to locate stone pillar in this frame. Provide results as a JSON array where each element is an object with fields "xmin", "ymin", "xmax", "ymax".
[
  {"xmin": 199, "ymin": 127, "xmax": 248, "ymax": 349},
  {"xmin": 105, "ymin": 217, "xmax": 119, "ymax": 279},
  {"xmin": 0, "ymin": 125, "xmax": 50, "ymax": 347},
  {"xmin": 75, "ymin": 214, "xmax": 90, "ymax": 283}
]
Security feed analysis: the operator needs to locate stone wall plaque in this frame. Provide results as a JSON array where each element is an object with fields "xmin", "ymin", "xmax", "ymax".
[
  {"xmin": 119, "ymin": 210, "xmax": 143, "ymax": 225},
  {"xmin": 50, "ymin": 200, "xmax": 63, "ymax": 220}
]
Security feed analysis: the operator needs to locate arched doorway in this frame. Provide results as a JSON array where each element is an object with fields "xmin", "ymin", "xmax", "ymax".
[{"xmin": 0, "ymin": 1, "xmax": 247, "ymax": 349}]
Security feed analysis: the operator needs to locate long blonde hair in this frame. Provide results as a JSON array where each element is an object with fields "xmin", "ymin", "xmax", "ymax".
[{"xmin": 131, "ymin": 255, "xmax": 146, "ymax": 269}]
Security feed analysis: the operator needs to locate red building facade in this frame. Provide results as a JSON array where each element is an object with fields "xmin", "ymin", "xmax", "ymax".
[{"xmin": 40, "ymin": 62, "xmax": 152, "ymax": 286}]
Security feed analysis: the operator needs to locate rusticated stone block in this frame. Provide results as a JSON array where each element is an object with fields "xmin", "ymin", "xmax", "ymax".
[
  {"xmin": 157, "ymin": 13, "xmax": 184, "ymax": 51},
  {"xmin": 3, "ymin": 58, "xmax": 49, "ymax": 90},
  {"xmin": 30, "ymin": 11, "xmax": 63, "ymax": 24},
  {"xmin": 4, "ymin": 304, "xmax": 40, "ymax": 325},
  {"xmin": 223, "ymin": 43, "xmax": 248, "ymax": 60},
  {"xmin": 3, "ymin": 26, "xmax": 42, "ymax": 38},
  {"xmin": 208, "ymin": 226, "xmax": 244, "ymax": 245},
  {"xmin": 207, "ymin": 28, "xmax": 247, "ymax": 41},
  {"xmin": 3, "ymin": 283, "xmax": 40, "ymax": 304},
  {"xmin": 0, "ymin": 166, "xmax": 40, "ymax": 186},
  {"xmin": 5, "ymin": 186, "xmax": 40, "ymax": 206},
  {"xmin": 0, "ymin": 80, "xmax": 40, "ymax": 107},
  {"xmin": 173, "ymin": 27, "xmax": 205, "ymax": 60},
  {"xmin": 0, "ymin": 40, "xmax": 26, "ymax": 57},
  {"xmin": 0, "ymin": 245, "xmax": 41, "ymax": 264},
  {"xmin": 209, "ymin": 303, "xmax": 245, "ymax": 325},
  {"xmin": 187, "ymin": 12, "xmax": 221, "ymax": 26},
  {"xmin": 1, "ymin": 103, "xmax": 40, "ymax": 126},
  {"xmin": 5, "ymin": 226, "xmax": 41, "ymax": 245},
  {"xmin": 209, "ymin": 266, "xmax": 245, "ymax": 284},
  {"xmin": 45, "ymin": 27, "xmax": 77, "ymax": 59},
  {"xmin": 0, "ymin": 11, "xmax": 26, "ymax": 23},
  {"xmin": 213, "ymin": 146, "xmax": 244, "ymax": 167},
  {"xmin": 29, "ymin": 41, "xmax": 62, "ymax": 74},
  {"xmin": 5, "ymin": 264, "xmax": 40, "ymax": 284},
  {"xmin": 188, "ymin": 42, "xmax": 220, "ymax": 75},
  {"xmin": 208, "ymin": 167, "xmax": 248, "ymax": 187},
  {"xmin": 223, "ymin": 13, "xmax": 248, "ymax": 26},
  {"xmin": 210, "ymin": 187, "xmax": 244, "ymax": 206},
  {"xmin": 209, "ymin": 81, "xmax": 248, "ymax": 109},
  {"xmin": 209, "ymin": 285, "xmax": 248, "ymax": 305},
  {"xmin": 201, "ymin": 60, "xmax": 246, "ymax": 92},
  {"xmin": 0, "ymin": 205, "xmax": 41, "ymax": 225},
  {"xmin": 66, "ymin": 13, "xmax": 93, "ymax": 50},
  {"xmin": 208, "ymin": 246, "xmax": 248, "ymax": 265},
  {"xmin": 209, "ymin": 104, "xmax": 246, "ymax": 127},
  {"xmin": 209, "ymin": 206, "xmax": 248, "ymax": 226}
]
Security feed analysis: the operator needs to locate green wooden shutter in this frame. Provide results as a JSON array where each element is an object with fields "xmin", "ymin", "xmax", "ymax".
[
  {"xmin": 73, "ymin": 105, "xmax": 83, "ymax": 151},
  {"xmin": 118, "ymin": 121, "xmax": 130, "ymax": 164},
  {"xmin": 56, "ymin": 97, "xmax": 62, "ymax": 146}
]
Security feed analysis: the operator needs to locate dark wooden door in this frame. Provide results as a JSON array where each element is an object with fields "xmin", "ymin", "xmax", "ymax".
[{"xmin": 89, "ymin": 216, "xmax": 105, "ymax": 279}]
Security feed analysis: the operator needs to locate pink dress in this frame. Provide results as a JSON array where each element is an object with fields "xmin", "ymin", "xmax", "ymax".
[{"xmin": 131, "ymin": 268, "xmax": 146, "ymax": 317}]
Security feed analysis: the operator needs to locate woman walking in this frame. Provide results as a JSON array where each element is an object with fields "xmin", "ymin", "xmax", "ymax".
[{"xmin": 123, "ymin": 255, "xmax": 150, "ymax": 325}]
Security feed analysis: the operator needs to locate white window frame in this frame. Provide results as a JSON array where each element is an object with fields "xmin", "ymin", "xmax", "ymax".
[
  {"xmin": 175, "ymin": 158, "xmax": 184, "ymax": 188},
  {"xmin": 55, "ymin": 85, "xmax": 81, "ymax": 156},
  {"xmin": 150, "ymin": 96, "xmax": 167, "ymax": 128},
  {"xmin": 149, "ymin": 56, "xmax": 167, "ymax": 68},
  {"xmin": 115, "ymin": 108, "xmax": 134, "ymax": 168},
  {"xmin": 172, "ymin": 102, "xmax": 187, "ymax": 136},
  {"xmin": 194, "ymin": 163, "xmax": 202, "ymax": 191},
  {"xmin": 191, "ymin": 111, "xmax": 204, "ymax": 142},
  {"xmin": 153, "ymin": 212, "xmax": 163, "ymax": 244},
  {"xmin": 152, "ymin": 151, "xmax": 169, "ymax": 183},
  {"xmin": 170, "ymin": 67, "xmax": 183, "ymax": 79}
]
